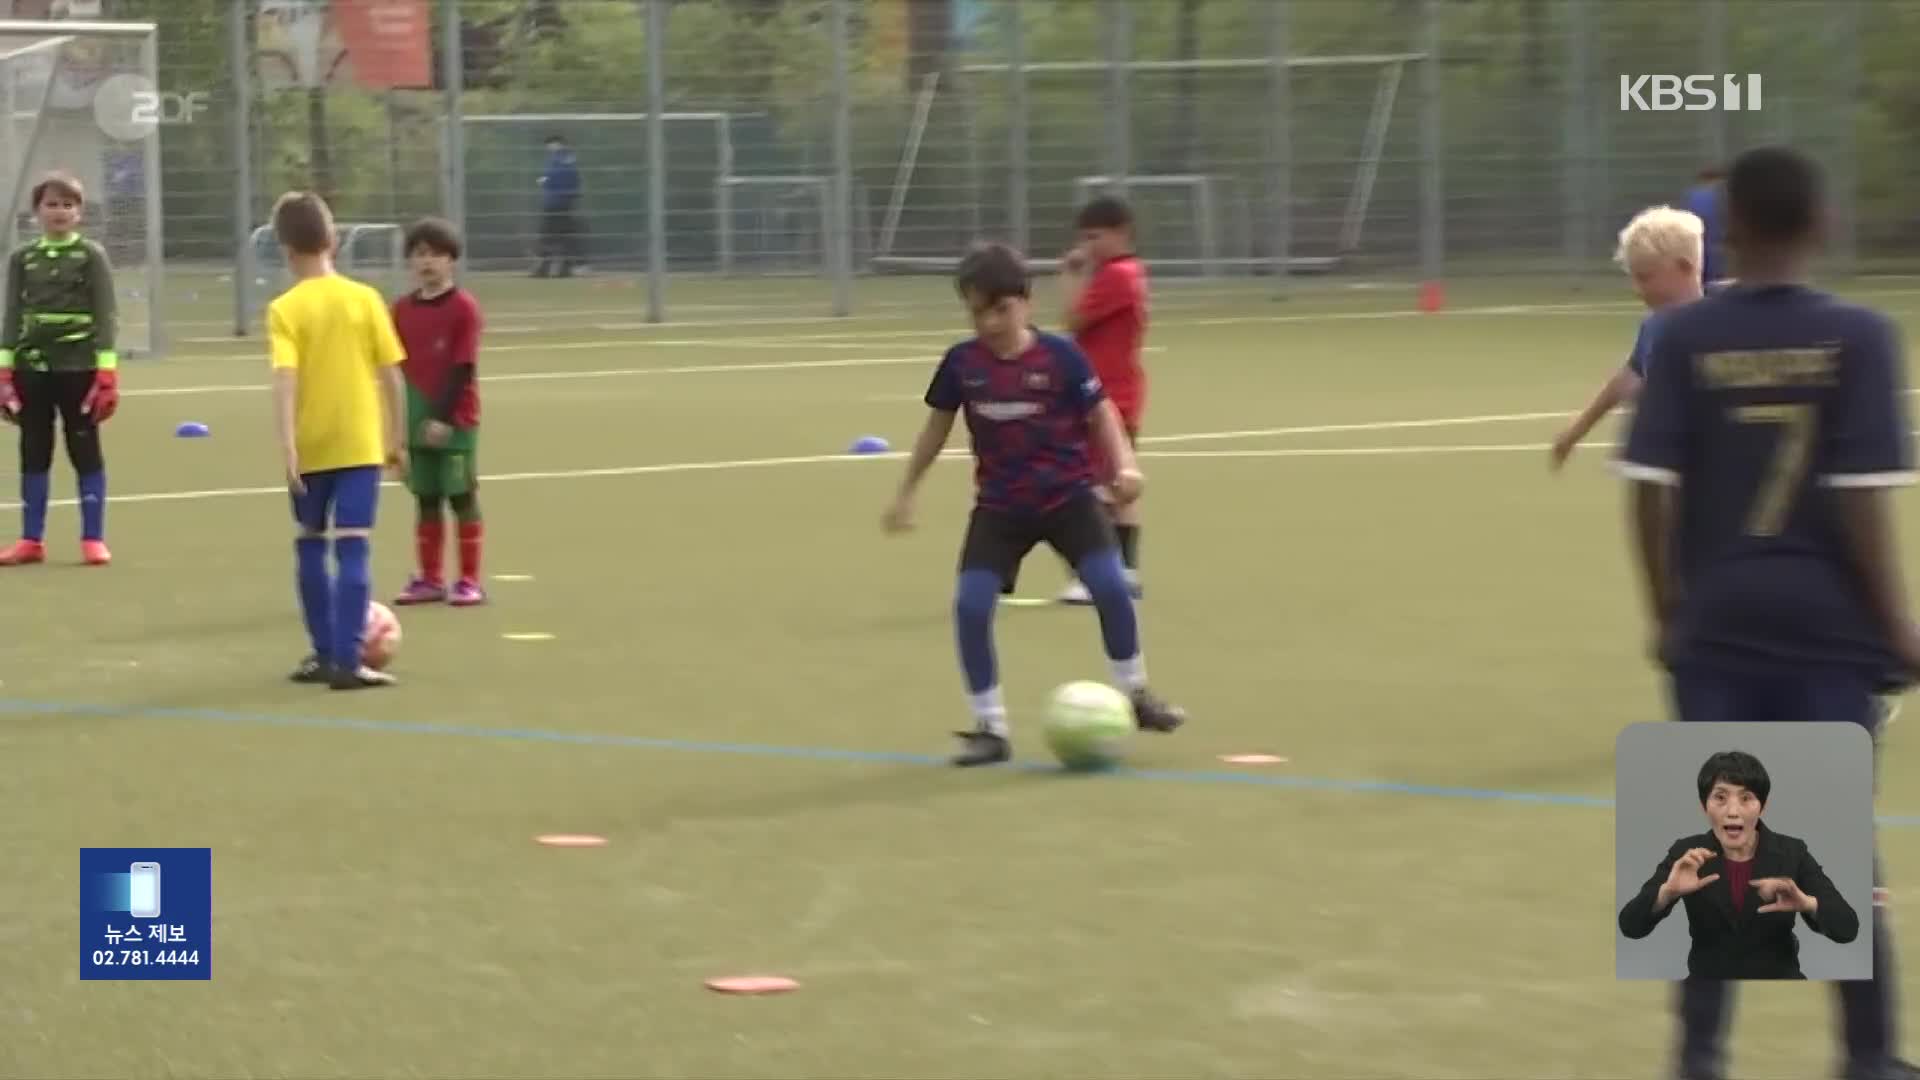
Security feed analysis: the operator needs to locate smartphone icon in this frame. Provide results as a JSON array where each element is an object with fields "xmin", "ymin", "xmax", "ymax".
[{"xmin": 128, "ymin": 862, "xmax": 161, "ymax": 919}]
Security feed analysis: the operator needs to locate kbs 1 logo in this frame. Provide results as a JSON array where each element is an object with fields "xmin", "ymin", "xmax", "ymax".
[{"xmin": 1619, "ymin": 74, "xmax": 1763, "ymax": 112}]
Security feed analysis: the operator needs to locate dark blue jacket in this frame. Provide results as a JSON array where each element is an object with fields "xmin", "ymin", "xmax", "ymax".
[{"xmin": 540, "ymin": 148, "xmax": 580, "ymax": 210}]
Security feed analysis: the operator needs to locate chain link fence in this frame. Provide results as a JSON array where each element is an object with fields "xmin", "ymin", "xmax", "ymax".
[{"xmin": 1, "ymin": 0, "xmax": 1910, "ymax": 349}]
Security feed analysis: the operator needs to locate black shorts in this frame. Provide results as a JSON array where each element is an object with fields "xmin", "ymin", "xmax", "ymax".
[{"xmin": 959, "ymin": 492, "xmax": 1117, "ymax": 586}]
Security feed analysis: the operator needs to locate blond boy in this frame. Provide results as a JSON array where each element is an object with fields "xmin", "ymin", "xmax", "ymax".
[{"xmin": 1549, "ymin": 206, "xmax": 1707, "ymax": 470}]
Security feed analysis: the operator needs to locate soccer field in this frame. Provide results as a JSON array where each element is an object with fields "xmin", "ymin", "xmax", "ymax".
[{"xmin": 7, "ymin": 270, "xmax": 1920, "ymax": 1078}]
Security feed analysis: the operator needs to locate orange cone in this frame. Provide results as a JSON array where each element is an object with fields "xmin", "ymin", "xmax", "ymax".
[{"xmin": 1418, "ymin": 281, "xmax": 1446, "ymax": 313}]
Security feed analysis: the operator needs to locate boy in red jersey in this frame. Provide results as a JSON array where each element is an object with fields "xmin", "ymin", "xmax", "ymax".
[
  {"xmin": 390, "ymin": 218, "xmax": 487, "ymax": 606},
  {"xmin": 1057, "ymin": 196, "xmax": 1148, "ymax": 604}
]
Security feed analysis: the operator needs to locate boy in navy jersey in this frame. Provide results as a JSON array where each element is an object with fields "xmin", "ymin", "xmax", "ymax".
[
  {"xmin": 1619, "ymin": 145, "xmax": 1920, "ymax": 1080},
  {"xmin": 882, "ymin": 243, "xmax": 1187, "ymax": 766}
]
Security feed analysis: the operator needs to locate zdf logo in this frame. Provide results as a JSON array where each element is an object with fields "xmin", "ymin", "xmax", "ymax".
[
  {"xmin": 1619, "ymin": 74, "xmax": 1763, "ymax": 112},
  {"xmin": 92, "ymin": 74, "xmax": 209, "ymax": 141}
]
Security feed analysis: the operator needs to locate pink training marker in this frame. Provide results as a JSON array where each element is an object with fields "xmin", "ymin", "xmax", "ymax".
[
  {"xmin": 1219, "ymin": 754, "xmax": 1289, "ymax": 765},
  {"xmin": 535, "ymin": 834, "xmax": 607, "ymax": 848},
  {"xmin": 706, "ymin": 975, "xmax": 800, "ymax": 995}
]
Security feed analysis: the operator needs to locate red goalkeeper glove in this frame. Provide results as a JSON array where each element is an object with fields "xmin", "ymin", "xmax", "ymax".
[
  {"xmin": 82, "ymin": 368, "xmax": 118, "ymax": 423},
  {"xmin": 0, "ymin": 368, "xmax": 18, "ymax": 424}
]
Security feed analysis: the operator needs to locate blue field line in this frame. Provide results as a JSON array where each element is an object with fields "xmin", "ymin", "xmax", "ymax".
[{"xmin": 6, "ymin": 695, "xmax": 1920, "ymax": 824}]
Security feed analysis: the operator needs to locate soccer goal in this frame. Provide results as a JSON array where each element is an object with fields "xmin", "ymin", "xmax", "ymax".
[
  {"xmin": 716, "ymin": 175, "xmax": 832, "ymax": 276},
  {"xmin": 245, "ymin": 221, "xmax": 406, "ymax": 313},
  {"xmin": 869, "ymin": 51, "xmax": 1422, "ymax": 278},
  {"xmin": 1073, "ymin": 175, "xmax": 1225, "ymax": 278},
  {"xmin": 0, "ymin": 18, "xmax": 164, "ymax": 355},
  {"xmin": 449, "ymin": 112, "xmax": 735, "ymax": 272}
]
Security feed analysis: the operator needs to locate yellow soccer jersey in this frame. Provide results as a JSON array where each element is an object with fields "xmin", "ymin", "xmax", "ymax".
[{"xmin": 268, "ymin": 274, "xmax": 404, "ymax": 473}]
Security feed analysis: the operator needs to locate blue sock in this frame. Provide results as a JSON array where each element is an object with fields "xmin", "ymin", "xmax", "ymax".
[
  {"xmin": 954, "ymin": 569, "xmax": 1008, "ymax": 734},
  {"xmin": 1077, "ymin": 549, "xmax": 1148, "ymax": 689},
  {"xmin": 20, "ymin": 472, "xmax": 48, "ymax": 542},
  {"xmin": 295, "ymin": 536, "xmax": 332, "ymax": 662},
  {"xmin": 331, "ymin": 536, "xmax": 372, "ymax": 671},
  {"xmin": 78, "ymin": 471, "xmax": 105, "ymax": 541}
]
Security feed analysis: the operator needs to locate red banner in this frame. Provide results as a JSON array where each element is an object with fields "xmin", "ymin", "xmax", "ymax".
[{"xmin": 332, "ymin": 0, "xmax": 430, "ymax": 90}]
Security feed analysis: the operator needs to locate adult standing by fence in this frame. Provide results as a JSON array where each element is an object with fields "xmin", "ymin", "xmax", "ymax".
[{"xmin": 534, "ymin": 134, "xmax": 584, "ymax": 278}]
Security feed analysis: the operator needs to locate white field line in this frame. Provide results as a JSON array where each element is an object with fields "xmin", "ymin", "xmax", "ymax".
[
  {"xmin": 0, "ymin": 412, "xmax": 1596, "ymax": 512},
  {"xmin": 123, "ymin": 346, "xmax": 1162, "ymax": 400},
  {"xmin": 158, "ymin": 287, "xmax": 1920, "ymax": 365},
  {"xmin": 149, "ymin": 292, "xmax": 1786, "ymax": 354}
]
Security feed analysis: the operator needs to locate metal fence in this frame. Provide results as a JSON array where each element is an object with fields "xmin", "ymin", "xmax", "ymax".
[{"xmin": 1, "ymin": 0, "xmax": 1908, "ymax": 345}]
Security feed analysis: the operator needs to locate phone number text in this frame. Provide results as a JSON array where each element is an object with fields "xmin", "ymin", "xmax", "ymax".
[{"xmin": 88, "ymin": 949, "xmax": 200, "ymax": 966}]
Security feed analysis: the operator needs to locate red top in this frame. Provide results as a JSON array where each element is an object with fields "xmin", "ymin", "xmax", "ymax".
[
  {"xmin": 392, "ymin": 287, "xmax": 483, "ymax": 427},
  {"xmin": 1073, "ymin": 255, "xmax": 1148, "ymax": 421},
  {"xmin": 1726, "ymin": 856, "xmax": 1754, "ymax": 913}
]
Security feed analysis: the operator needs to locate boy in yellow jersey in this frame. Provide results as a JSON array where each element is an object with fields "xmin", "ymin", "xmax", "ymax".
[{"xmin": 266, "ymin": 191, "xmax": 408, "ymax": 689}]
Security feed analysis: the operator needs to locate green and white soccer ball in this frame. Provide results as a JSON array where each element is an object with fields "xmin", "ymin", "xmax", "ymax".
[{"xmin": 1043, "ymin": 680, "xmax": 1134, "ymax": 770}]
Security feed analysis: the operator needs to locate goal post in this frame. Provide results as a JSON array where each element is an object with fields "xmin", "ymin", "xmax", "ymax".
[
  {"xmin": 1073, "ymin": 175, "xmax": 1222, "ymax": 278},
  {"xmin": 869, "ymin": 51, "xmax": 1420, "ymax": 278},
  {"xmin": 0, "ymin": 18, "xmax": 165, "ymax": 356},
  {"xmin": 448, "ymin": 112, "xmax": 735, "ymax": 272},
  {"xmin": 717, "ymin": 176, "xmax": 831, "ymax": 276},
  {"xmin": 246, "ymin": 221, "xmax": 406, "ymax": 315}
]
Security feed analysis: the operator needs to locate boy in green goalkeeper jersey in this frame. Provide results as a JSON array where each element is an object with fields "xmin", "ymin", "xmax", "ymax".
[{"xmin": 0, "ymin": 171, "xmax": 121, "ymax": 566}]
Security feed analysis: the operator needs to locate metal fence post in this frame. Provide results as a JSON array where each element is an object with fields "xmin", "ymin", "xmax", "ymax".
[
  {"xmin": 1103, "ymin": 0, "xmax": 1130, "ymax": 201},
  {"xmin": 139, "ymin": 26, "xmax": 165, "ymax": 355},
  {"xmin": 830, "ymin": 0, "xmax": 852, "ymax": 315},
  {"xmin": 1834, "ymin": 0, "xmax": 1860, "ymax": 276},
  {"xmin": 1702, "ymin": 0, "xmax": 1728, "ymax": 169},
  {"xmin": 230, "ymin": 0, "xmax": 253, "ymax": 337},
  {"xmin": 1266, "ymin": 0, "xmax": 1290, "ymax": 294},
  {"xmin": 1006, "ymin": 0, "xmax": 1028, "ymax": 255},
  {"xmin": 441, "ymin": 0, "xmax": 464, "ymax": 239},
  {"xmin": 1419, "ymin": 0, "xmax": 1443, "ymax": 287},
  {"xmin": 646, "ymin": 0, "xmax": 666, "ymax": 322},
  {"xmin": 1563, "ymin": 0, "xmax": 1589, "ymax": 268}
]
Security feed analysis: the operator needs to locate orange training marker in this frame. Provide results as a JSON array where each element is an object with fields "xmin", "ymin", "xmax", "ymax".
[
  {"xmin": 1219, "ymin": 754, "xmax": 1288, "ymax": 765},
  {"xmin": 535, "ymin": 834, "xmax": 607, "ymax": 848},
  {"xmin": 706, "ymin": 975, "xmax": 800, "ymax": 995}
]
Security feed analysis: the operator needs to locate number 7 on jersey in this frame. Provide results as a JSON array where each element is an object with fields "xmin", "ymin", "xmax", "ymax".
[{"xmin": 1730, "ymin": 403, "xmax": 1818, "ymax": 537}]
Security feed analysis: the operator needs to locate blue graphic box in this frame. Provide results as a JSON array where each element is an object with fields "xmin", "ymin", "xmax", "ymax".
[{"xmin": 79, "ymin": 848, "xmax": 211, "ymax": 981}]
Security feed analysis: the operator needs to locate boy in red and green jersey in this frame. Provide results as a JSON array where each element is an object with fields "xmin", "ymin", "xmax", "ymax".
[{"xmin": 390, "ymin": 218, "xmax": 487, "ymax": 606}]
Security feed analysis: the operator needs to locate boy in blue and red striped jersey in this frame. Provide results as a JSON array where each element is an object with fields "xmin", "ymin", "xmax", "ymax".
[{"xmin": 882, "ymin": 243, "xmax": 1187, "ymax": 767}]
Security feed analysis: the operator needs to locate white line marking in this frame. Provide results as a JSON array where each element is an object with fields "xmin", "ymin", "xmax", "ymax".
[
  {"xmin": 124, "ymin": 354, "xmax": 941, "ymax": 398},
  {"xmin": 1136, "ymin": 411, "xmax": 1569, "ymax": 445},
  {"xmin": 155, "ymin": 292, "xmax": 1875, "ymax": 364},
  {"xmin": 0, "ymin": 417, "xmax": 1598, "ymax": 512},
  {"xmin": 1145, "ymin": 442, "xmax": 1569, "ymax": 458}
]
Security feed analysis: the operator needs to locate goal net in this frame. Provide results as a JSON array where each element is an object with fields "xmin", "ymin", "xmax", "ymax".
[{"xmin": 0, "ymin": 19, "xmax": 163, "ymax": 355}]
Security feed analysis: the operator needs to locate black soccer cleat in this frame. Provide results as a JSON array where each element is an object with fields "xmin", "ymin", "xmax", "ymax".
[
  {"xmin": 1130, "ymin": 689, "xmax": 1187, "ymax": 733},
  {"xmin": 328, "ymin": 663, "xmax": 398, "ymax": 691},
  {"xmin": 950, "ymin": 730, "xmax": 1011, "ymax": 767},
  {"xmin": 289, "ymin": 655, "xmax": 329, "ymax": 685}
]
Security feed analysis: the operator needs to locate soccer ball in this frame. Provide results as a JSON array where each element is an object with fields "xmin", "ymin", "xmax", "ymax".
[
  {"xmin": 1043, "ymin": 680, "xmax": 1134, "ymax": 771},
  {"xmin": 362, "ymin": 601, "xmax": 402, "ymax": 670}
]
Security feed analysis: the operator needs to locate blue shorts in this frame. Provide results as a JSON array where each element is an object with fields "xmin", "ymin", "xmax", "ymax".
[
  {"xmin": 1669, "ymin": 664, "xmax": 1884, "ymax": 732},
  {"xmin": 289, "ymin": 466, "xmax": 382, "ymax": 533}
]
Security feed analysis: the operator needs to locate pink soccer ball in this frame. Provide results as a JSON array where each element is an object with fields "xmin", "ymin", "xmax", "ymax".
[{"xmin": 363, "ymin": 601, "xmax": 402, "ymax": 671}]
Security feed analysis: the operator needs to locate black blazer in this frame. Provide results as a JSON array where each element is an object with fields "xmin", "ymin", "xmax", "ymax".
[{"xmin": 1618, "ymin": 822, "xmax": 1859, "ymax": 979}]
